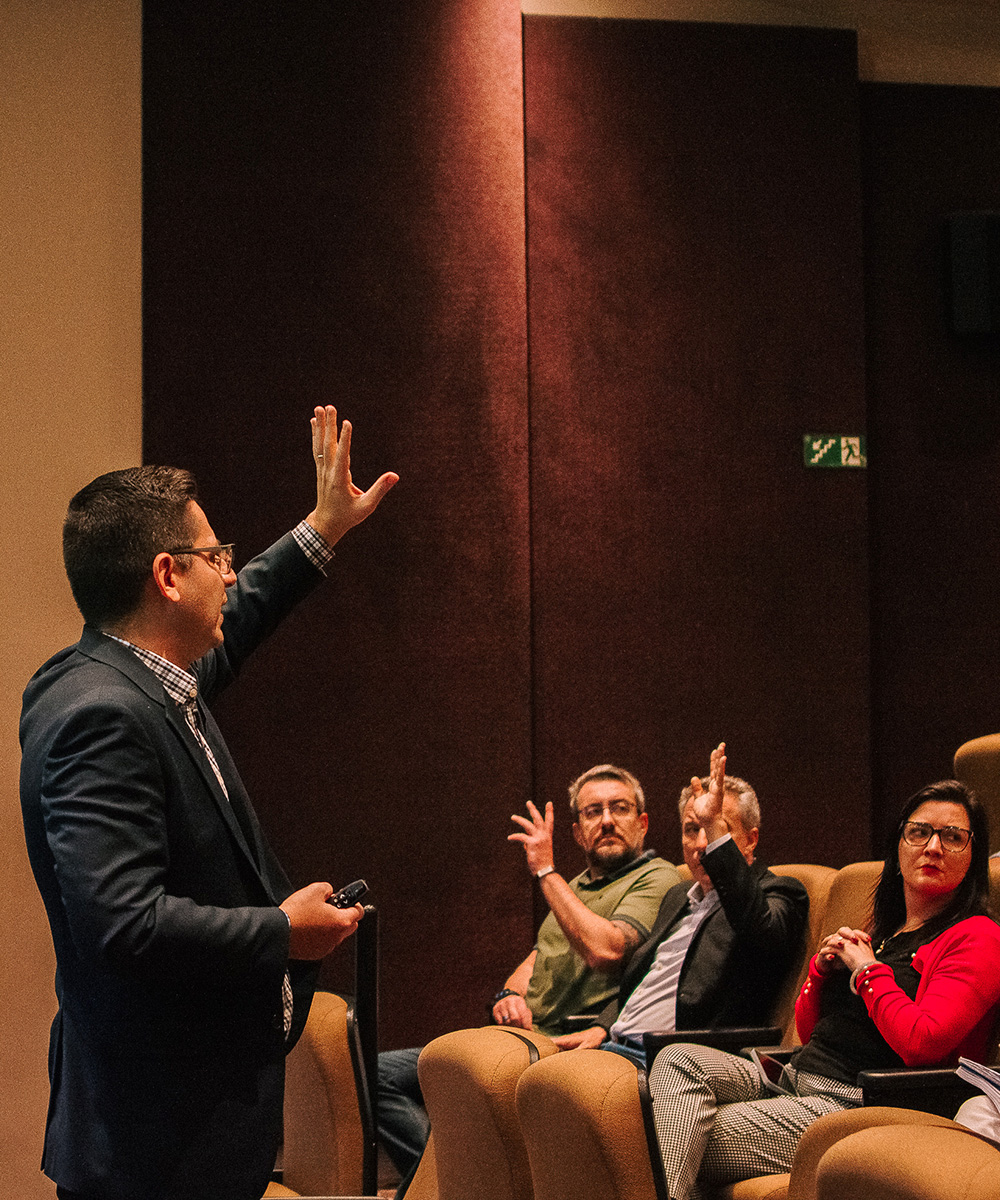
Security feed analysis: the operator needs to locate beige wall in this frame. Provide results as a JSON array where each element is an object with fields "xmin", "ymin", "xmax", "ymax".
[
  {"xmin": 522, "ymin": 0, "xmax": 1000, "ymax": 85},
  {"xmin": 0, "ymin": 0, "xmax": 141, "ymax": 1192}
]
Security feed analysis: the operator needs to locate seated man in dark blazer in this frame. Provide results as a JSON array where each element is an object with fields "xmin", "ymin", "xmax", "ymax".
[
  {"xmin": 553, "ymin": 743, "xmax": 809, "ymax": 1065},
  {"xmin": 19, "ymin": 406, "xmax": 396, "ymax": 1200}
]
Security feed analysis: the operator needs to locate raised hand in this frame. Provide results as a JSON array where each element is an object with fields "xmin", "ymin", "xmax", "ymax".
[
  {"xmin": 508, "ymin": 800, "xmax": 555, "ymax": 876},
  {"xmin": 691, "ymin": 742, "xmax": 728, "ymax": 836},
  {"xmin": 306, "ymin": 405, "xmax": 399, "ymax": 547}
]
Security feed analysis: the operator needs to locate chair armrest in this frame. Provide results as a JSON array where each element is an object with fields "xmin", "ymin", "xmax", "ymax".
[
  {"xmin": 636, "ymin": 1067, "xmax": 676, "ymax": 1200},
  {"xmin": 643, "ymin": 1027, "xmax": 783, "ymax": 1072},
  {"xmin": 858, "ymin": 1066, "xmax": 980, "ymax": 1118}
]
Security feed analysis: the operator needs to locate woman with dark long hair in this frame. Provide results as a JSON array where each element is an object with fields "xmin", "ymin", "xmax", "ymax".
[{"xmin": 648, "ymin": 779, "xmax": 1000, "ymax": 1200}]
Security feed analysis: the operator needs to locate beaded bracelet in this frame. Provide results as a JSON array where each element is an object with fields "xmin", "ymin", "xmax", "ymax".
[{"xmin": 849, "ymin": 962, "xmax": 880, "ymax": 995}]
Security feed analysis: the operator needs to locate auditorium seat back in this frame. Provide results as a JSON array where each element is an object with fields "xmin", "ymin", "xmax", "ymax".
[
  {"xmin": 767, "ymin": 864, "xmax": 837, "ymax": 1045},
  {"xmin": 416, "ymin": 1025, "xmax": 559, "ymax": 1200}
]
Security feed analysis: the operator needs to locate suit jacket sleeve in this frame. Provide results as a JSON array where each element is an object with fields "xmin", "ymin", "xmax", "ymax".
[
  {"xmin": 195, "ymin": 530, "xmax": 326, "ymax": 702},
  {"xmin": 673, "ymin": 841, "xmax": 809, "ymax": 1029},
  {"xmin": 702, "ymin": 837, "xmax": 804, "ymax": 954}
]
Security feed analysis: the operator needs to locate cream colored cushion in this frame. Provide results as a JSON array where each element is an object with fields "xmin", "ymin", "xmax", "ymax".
[
  {"xmin": 282, "ymin": 991, "xmax": 365, "ymax": 1198},
  {"xmin": 417, "ymin": 1025, "xmax": 558, "ymax": 1200},
  {"xmin": 816, "ymin": 1121, "xmax": 999, "ymax": 1200}
]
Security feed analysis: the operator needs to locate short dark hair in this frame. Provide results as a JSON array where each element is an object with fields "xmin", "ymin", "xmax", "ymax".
[
  {"xmin": 63, "ymin": 466, "xmax": 199, "ymax": 628},
  {"xmin": 870, "ymin": 779, "xmax": 991, "ymax": 947}
]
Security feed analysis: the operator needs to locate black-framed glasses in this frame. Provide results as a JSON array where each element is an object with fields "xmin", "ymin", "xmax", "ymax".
[
  {"xmin": 168, "ymin": 543, "xmax": 235, "ymax": 575},
  {"xmin": 900, "ymin": 820, "xmax": 973, "ymax": 853},
  {"xmin": 577, "ymin": 799, "xmax": 637, "ymax": 824}
]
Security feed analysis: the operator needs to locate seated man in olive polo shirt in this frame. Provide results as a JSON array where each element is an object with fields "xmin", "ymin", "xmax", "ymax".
[{"xmin": 378, "ymin": 763, "xmax": 679, "ymax": 1196}]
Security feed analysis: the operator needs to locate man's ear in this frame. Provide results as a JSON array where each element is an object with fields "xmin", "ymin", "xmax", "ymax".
[
  {"xmin": 744, "ymin": 826, "xmax": 760, "ymax": 862},
  {"xmin": 151, "ymin": 552, "xmax": 184, "ymax": 603},
  {"xmin": 571, "ymin": 820, "xmax": 584, "ymax": 849},
  {"xmin": 639, "ymin": 812, "xmax": 649, "ymax": 835}
]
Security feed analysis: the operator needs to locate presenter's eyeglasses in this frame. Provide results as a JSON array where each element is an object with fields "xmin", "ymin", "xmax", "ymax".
[
  {"xmin": 577, "ymin": 800, "xmax": 638, "ymax": 824},
  {"xmin": 168, "ymin": 543, "xmax": 236, "ymax": 575},
  {"xmin": 900, "ymin": 821, "xmax": 972, "ymax": 853}
]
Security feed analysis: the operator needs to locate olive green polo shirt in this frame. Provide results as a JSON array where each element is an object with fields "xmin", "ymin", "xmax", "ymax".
[{"xmin": 524, "ymin": 850, "xmax": 680, "ymax": 1036}]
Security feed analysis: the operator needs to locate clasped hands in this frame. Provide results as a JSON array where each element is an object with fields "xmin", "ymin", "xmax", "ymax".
[{"xmin": 816, "ymin": 926, "xmax": 878, "ymax": 975}]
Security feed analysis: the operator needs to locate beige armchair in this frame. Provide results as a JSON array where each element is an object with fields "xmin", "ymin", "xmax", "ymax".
[
  {"xmin": 264, "ymin": 990, "xmax": 370, "ymax": 1198},
  {"xmin": 517, "ymin": 1048, "xmax": 796, "ymax": 1200},
  {"xmin": 954, "ymin": 733, "xmax": 1000, "ymax": 833},
  {"xmin": 406, "ymin": 1025, "xmax": 559, "ymax": 1200},
  {"xmin": 815, "ymin": 1119, "xmax": 999, "ymax": 1200}
]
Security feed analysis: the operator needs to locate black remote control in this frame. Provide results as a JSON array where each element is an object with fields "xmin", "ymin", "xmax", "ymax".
[{"xmin": 327, "ymin": 878, "xmax": 368, "ymax": 908}]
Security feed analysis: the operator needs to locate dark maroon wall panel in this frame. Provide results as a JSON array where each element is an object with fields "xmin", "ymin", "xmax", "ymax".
[
  {"xmin": 523, "ymin": 18, "xmax": 871, "ymax": 869},
  {"xmin": 143, "ymin": 1, "xmax": 530, "ymax": 1048},
  {"xmin": 141, "ymin": 2, "xmax": 1000, "ymax": 1054},
  {"xmin": 862, "ymin": 84, "xmax": 1000, "ymax": 845}
]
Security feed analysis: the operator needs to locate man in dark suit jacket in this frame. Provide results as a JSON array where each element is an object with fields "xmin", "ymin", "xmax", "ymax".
[
  {"xmin": 19, "ymin": 406, "xmax": 396, "ymax": 1200},
  {"xmin": 552, "ymin": 744, "xmax": 808, "ymax": 1064}
]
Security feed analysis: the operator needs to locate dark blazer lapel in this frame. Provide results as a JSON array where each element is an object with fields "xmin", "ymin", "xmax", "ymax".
[
  {"xmin": 78, "ymin": 627, "xmax": 269, "ymax": 885},
  {"xmin": 78, "ymin": 626, "xmax": 167, "ymax": 703},
  {"xmin": 197, "ymin": 703, "xmax": 276, "ymax": 886},
  {"xmin": 648, "ymin": 883, "xmax": 691, "ymax": 944},
  {"xmin": 162, "ymin": 702, "xmax": 267, "ymax": 879},
  {"xmin": 621, "ymin": 882, "xmax": 692, "ymax": 996}
]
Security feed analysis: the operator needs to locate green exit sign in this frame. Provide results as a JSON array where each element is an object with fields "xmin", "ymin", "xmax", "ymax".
[{"xmin": 803, "ymin": 435, "xmax": 867, "ymax": 468}]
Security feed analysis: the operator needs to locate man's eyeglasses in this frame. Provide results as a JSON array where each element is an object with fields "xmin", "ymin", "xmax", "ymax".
[
  {"xmin": 576, "ymin": 800, "xmax": 637, "ymax": 824},
  {"xmin": 900, "ymin": 821, "xmax": 973, "ymax": 853},
  {"xmin": 168, "ymin": 543, "xmax": 236, "ymax": 575}
]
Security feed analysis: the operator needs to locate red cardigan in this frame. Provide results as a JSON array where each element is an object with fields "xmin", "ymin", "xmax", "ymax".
[{"xmin": 795, "ymin": 915, "xmax": 1000, "ymax": 1067}]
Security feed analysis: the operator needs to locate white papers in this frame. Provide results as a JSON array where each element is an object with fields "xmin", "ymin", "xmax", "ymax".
[{"xmin": 956, "ymin": 1057, "xmax": 1000, "ymax": 1115}]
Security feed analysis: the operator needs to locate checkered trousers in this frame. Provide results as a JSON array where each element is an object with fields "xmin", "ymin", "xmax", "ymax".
[{"xmin": 648, "ymin": 1044, "xmax": 861, "ymax": 1200}]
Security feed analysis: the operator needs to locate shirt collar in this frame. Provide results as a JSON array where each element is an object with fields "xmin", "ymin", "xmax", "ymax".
[
  {"xmin": 579, "ymin": 847, "xmax": 657, "ymax": 889},
  {"xmin": 686, "ymin": 879, "xmax": 722, "ymax": 912},
  {"xmin": 105, "ymin": 634, "xmax": 199, "ymax": 708}
]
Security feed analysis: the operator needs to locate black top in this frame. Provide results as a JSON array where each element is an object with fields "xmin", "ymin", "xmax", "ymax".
[{"xmin": 791, "ymin": 926, "xmax": 931, "ymax": 1084}]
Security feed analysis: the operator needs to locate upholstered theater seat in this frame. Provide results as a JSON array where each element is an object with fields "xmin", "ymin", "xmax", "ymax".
[
  {"xmin": 815, "ymin": 1120, "xmax": 999, "ymax": 1200},
  {"xmin": 264, "ymin": 991, "xmax": 371, "ymax": 1198},
  {"xmin": 954, "ymin": 733, "xmax": 1000, "ymax": 833},
  {"xmin": 787, "ymin": 1107, "xmax": 965, "ymax": 1200},
  {"xmin": 516, "ymin": 1048, "xmax": 658, "ymax": 1200},
  {"xmin": 411, "ymin": 1025, "xmax": 559, "ymax": 1200},
  {"xmin": 766, "ymin": 865, "xmax": 837, "ymax": 1044}
]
